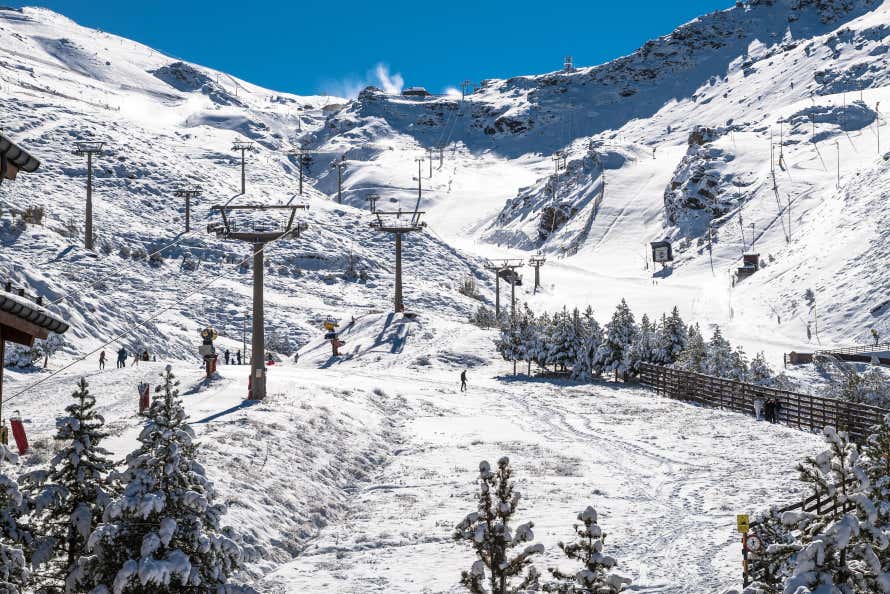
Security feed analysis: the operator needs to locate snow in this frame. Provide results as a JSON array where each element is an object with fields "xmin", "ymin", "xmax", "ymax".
[{"xmin": 1, "ymin": 0, "xmax": 889, "ymax": 592}]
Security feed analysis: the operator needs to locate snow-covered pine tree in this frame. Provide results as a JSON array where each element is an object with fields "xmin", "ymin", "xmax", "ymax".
[
  {"xmin": 74, "ymin": 366, "xmax": 254, "ymax": 594},
  {"xmin": 654, "ymin": 306, "xmax": 687, "ymax": 365},
  {"xmin": 748, "ymin": 352, "xmax": 774, "ymax": 386},
  {"xmin": 546, "ymin": 308, "xmax": 579, "ymax": 373},
  {"xmin": 454, "ymin": 457, "xmax": 543, "ymax": 594},
  {"xmin": 781, "ymin": 427, "xmax": 872, "ymax": 593},
  {"xmin": 744, "ymin": 506, "xmax": 800, "ymax": 593},
  {"xmin": 518, "ymin": 304, "xmax": 539, "ymax": 375},
  {"xmin": 858, "ymin": 414, "xmax": 890, "ymax": 592},
  {"xmin": 0, "ymin": 444, "xmax": 30, "ymax": 594},
  {"xmin": 595, "ymin": 299, "xmax": 638, "ymax": 379},
  {"xmin": 574, "ymin": 306, "xmax": 603, "ymax": 380},
  {"xmin": 542, "ymin": 506, "xmax": 630, "ymax": 593},
  {"xmin": 628, "ymin": 314, "xmax": 656, "ymax": 376},
  {"xmin": 832, "ymin": 366, "xmax": 890, "ymax": 408},
  {"xmin": 531, "ymin": 311, "xmax": 553, "ymax": 372},
  {"xmin": 675, "ymin": 323, "xmax": 706, "ymax": 372},
  {"xmin": 20, "ymin": 377, "xmax": 117, "ymax": 593}
]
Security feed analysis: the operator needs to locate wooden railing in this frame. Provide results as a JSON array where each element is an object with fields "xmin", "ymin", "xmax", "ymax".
[
  {"xmin": 816, "ymin": 341, "xmax": 890, "ymax": 356},
  {"xmin": 638, "ymin": 363, "xmax": 889, "ymax": 442}
]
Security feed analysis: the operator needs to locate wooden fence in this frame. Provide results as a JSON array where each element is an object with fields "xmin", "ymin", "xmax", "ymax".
[
  {"xmin": 638, "ymin": 363, "xmax": 889, "ymax": 442},
  {"xmin": 816, "ymin": 341, "xmax": 890, "ymax": 356}
]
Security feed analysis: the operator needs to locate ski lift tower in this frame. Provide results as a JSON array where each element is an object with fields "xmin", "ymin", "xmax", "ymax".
[
  {"xmin": 370, "ymin": 210, "xmax": 426, "ymax": 313},
  {"xmin": 366, "ymin": 193, "xmax": 380, "ymax": 213},
  {"xmin": 528, "ymin": 254, "xmax": 546, "ymax": 294},
  {"xmin": 231, "ymin": 140, "xmax": 255, "ymax": 194},
  {"xmin": 208, "ymin": 203, "xmax": 309, "ymax": 401},
  {"xmin": 174, "ymin": 187, "xmax": 202, "ymax": 233},
  {"xmin": 72, "ymin": 140, "xmax": 105, "ymax": 250},
  {"xmin": 288, "ymin": 146, "xmax": 315, "ymax": 196},
  {"xmin": 484, "ymin": 259, "xmax": 525, "ymax": 321},
  {"xmin": 564, "ymin": 56, "xmax": 575, "ymax": 73}
]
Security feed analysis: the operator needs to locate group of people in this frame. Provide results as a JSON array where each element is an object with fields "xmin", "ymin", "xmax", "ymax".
[
  {"xmin": 754, "ymin": 397, "xmax": 782, "ymax": 423},
  {"xmin": 222, "ymin": 350, "xmax": 243, "ymax": 366},
  {"xmin": 98, "ymin": 348, "xmax": 150, "ymax": 370}
]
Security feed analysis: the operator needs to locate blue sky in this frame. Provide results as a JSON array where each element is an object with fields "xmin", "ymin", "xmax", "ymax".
[{"xmin": 18, "ymin": 1, "xmax": 731, "ymax": 97}]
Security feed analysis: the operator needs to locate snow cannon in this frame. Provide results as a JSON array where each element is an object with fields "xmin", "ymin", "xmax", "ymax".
[{"xmin": 199, "ymin": 327, "xmax": 219, "ymax": 378}]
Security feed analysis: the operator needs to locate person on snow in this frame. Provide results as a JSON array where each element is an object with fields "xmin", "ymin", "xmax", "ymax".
[
  {"xmin": 266, "ymin": 352, "xmax": 275, "ymax": 366},
  {"xmin": 141, "ymin": 350, "xmax": 149, "ymax": 361},
  {"xmin": 99, "ymin": 350, "xmax": 106, "ymax": 370},
  {"xmin": 772, "ymin": 399, "xmax": 782, "ymax": 424},
  {"xmin": 763, "ymin": 399, "xmax": 774, "ymax": 423},
  {"xmin": 460, "ymin": 370, "xmax": 468, "ymax": 392},
  {"xmin": 224, "ymin": 349, "xmax": 230, "ymax": 365},
  {"xmin": 872, "ymin": 328, "xmax": 881, "ymax": 347},
  {"xmin": 131, "ymin": 352, "xmax": 140, "ymax": 367},
  {"xmin": 116, "ymin": 347, "xmax": 127, "ymax": 369},
  {"xmin": 236, "ymin": 349, "xmax": 242, "ymax": 365},
  {"xmin": 753, "ymin": 398, "xmax": 763, "ymax": 421},
  {"xmin": 293, "ymin": 352, "xmax": 300, "ymax": 364}
]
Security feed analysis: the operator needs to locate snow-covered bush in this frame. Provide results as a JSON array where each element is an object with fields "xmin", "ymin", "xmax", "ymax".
[
  {"xmin": 827, "ymin": 366, "xmax": 890, "ymax": 408},
  {"xmin": 74, "ymin": 366, "xmax": 256, "ymax": 594},
  {"xmin": 543, "ymin": 506, "xmax": 631, "ymax": 593},
  {"xmin": 470, "ymin": 305, "xmax": 499, "ymax": 329},
  {"xmin": 595, "ymin": 299, "xmax": 638, "ymax": 379},
  {"xmin": 454, "ymin": 457, "xmax": 543, "ymax": 593},
  {"xmin": 457, "ymin": 275, "xmax": 483, "ymax": 300}
]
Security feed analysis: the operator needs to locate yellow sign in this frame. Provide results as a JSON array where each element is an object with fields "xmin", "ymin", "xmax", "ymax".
[{"xmin": 737, "ymin": 514, "xmax": 750, "ymax": 534}]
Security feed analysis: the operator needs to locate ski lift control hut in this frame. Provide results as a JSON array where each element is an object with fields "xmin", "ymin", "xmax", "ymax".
[{"xmin": 650, "ymin": 240, "xmax": 673, "ymax": 265}]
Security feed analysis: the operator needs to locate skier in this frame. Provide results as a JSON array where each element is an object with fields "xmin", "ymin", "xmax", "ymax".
[
  {"xmin": 460, "ymin": 370, "xmax": 468, "ymax": 392},
  {"xmin": 236, "ymin": 349, "xmax": 242, "ymax": 365},
  {"xmin": 293, "ymin": 352, "xmax": 300, "ymax": 364},
  {"xmin": 872, "ymin": 328, "xmax": 880, "ymax": 347},
  {"xmin": 224, "ymin": 349, "xmax": 230, "ymax": 365},
  {"xmin": 116, "ymin": 347, "xmax": 127, "ymax": 369},
  {"xmin": 131, "ymin": 352, "xmax": 140, "ymax": 367},
  {"xmin": 807, "ymin": 323, "xmax": 812, "ymax": 341},
  {"xmin": 141, "ymin": 350, "xmax": 149, "ymax": 362},
  {"xmin": 99, "ymin": 351, "xmax": 106, "ymax": 370},
  {"xmin": 754, "ymin": 397, "xmax": 763, "ymax": 421}
]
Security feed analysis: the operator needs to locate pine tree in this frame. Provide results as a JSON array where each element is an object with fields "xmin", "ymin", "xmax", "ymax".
[
  {"xmin": 781, "ymin": 427, "xmax": 872, "ymax": 593},
  {"xmin": 675, "ymin": 323, "xmax": 706, "ymax": 372},
  {"xmin": 0, "ymin": 444, "xmax": 30, "ymax": 594},
  {"xmin": 656, "ymin": 306, "xmax": 687, "ymax": 364},
  {"xmin": 20, "ymin": 378, "xmax": 117, "ymax": 593},
  {"xmin": 596, "ymin": 299, "xmax": 638, "ymax": 378},
  {"xmin": 518, "ymin": 304, "xmax": 539, "ymax": 375},
  {"xmin": 546, "ymin": 308, "xmax": 578, "ymax": 373},
  {"xmin": 543, "ymin": 506, "xmax": 631, "ymax": 593},
  {"xmin": 628, "ymin": 314, "xmax": 656, "ymax": 375},
  {"xmin": 454, "ymin": 457, "xmax": 543, "ymax": 594},
  {"xmin": 74, "ymin": 366, "xmax": 254, "ymax": 594},
  {"xmin": 574, "ymin": 306, "xmax": 603, "ymax": 380},
  {"xmin": 748, "ymin": 352, "xmax": 774, "ymax": 386},
  {"xmin": 858, "ymin": 414, "xmax": 890, "ymax": 592}
]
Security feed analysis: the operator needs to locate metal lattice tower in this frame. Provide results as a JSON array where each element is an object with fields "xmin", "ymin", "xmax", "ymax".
[
  {"xmin": 231, "ymin": 140, "xmax": 255, "ymax": 194},
  {"xmin": 370, "ymin": 210, "xmax": 426, "ymax": 313},
  {"xmin": 174, "ymin": 187, "xmax": 202, "ymax": 233},
  {"xmin": 73, "ymin": 141, "xmax": 105, "ymax": 250},
  {"xmin": 528, "ymin": 255, "xmax": 546, "ymax": 294},
  {"xmin": 208, "ymin": 204, "xmax": 309, "ymax": 400},
  {"xmin": 484, "ymin": 259, "xmax": 525, "ymax": 321},
  {"xmin": 460, "ymin": 79, "xmax": 475, "ymax": 100}
]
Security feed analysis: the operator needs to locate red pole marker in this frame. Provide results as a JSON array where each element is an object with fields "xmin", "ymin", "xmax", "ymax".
[{"xmin": 10, "ymin": 414, "xmax": 28, "ymax": 455}]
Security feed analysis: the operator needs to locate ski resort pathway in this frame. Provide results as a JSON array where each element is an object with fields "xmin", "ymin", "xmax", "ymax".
[{"xmin": 264, "ymin": 364, "xmax": 823, "ymax": 594}]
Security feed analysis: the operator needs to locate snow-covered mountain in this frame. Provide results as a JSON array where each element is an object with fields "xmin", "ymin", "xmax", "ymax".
[
  {"xmin": 0, "ymin": 6, "xmax": 488, "ymax": 364},
  {"xmin": 1, "ymin": 3, "xmax": 889, "ymax": 592},
  {"xmin": 305, "ymin": 0, "xmax": 890, "ymax": 353}
]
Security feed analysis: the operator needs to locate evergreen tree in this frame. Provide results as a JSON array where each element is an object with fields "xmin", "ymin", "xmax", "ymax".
[
  {"xmin": 675, "ymin": 323, "xmax": 706, "ymax": 373},
  {"xmin": 655, "ymin": 307, "xmax": 687, "ymax": 364},
  {"xmin": 74, "ymin": 366, "xmax": 254, "ymax": 594},
  {"xmin": 781, "ymin": 427, "xmax": 872, "ymax": 593},
  {"xmin": 628, "ymin": 314, "xmax": 656, "ymax": 375},
  {"xmin": 20, "ymin": 378, "xmax": 117, "ymax": 593},
  {"xmin": 543, "ymin": 506, "xmax": 631, "ymax": 593},
  {"xmin": 546, "ymin": 308, "xmax": 578, "ymax": 373},
  {"xmin": 596, "ymin": 299, "xmax": 638, "ymax": 378},
  {"xmin": 518, "ymin": 304, "xmax": 539, "ymax": 375},
  {"xmin": 748, "ymin": 352, "xmax": 774, "ymax": 386},
  {"xmin": 574, "ymin": 306, "xmax": 603, "ymax": 380},
  {"xmin": 0, "ymin": 444, "xmax": 30, "ymax": 594},
  {"xmin": 454, "ymin": 457, "xmax": 543, "ymax": 594},
  {"xmin": 858, "ymin": 414, "xmax": 890, "ymax": 592}
]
